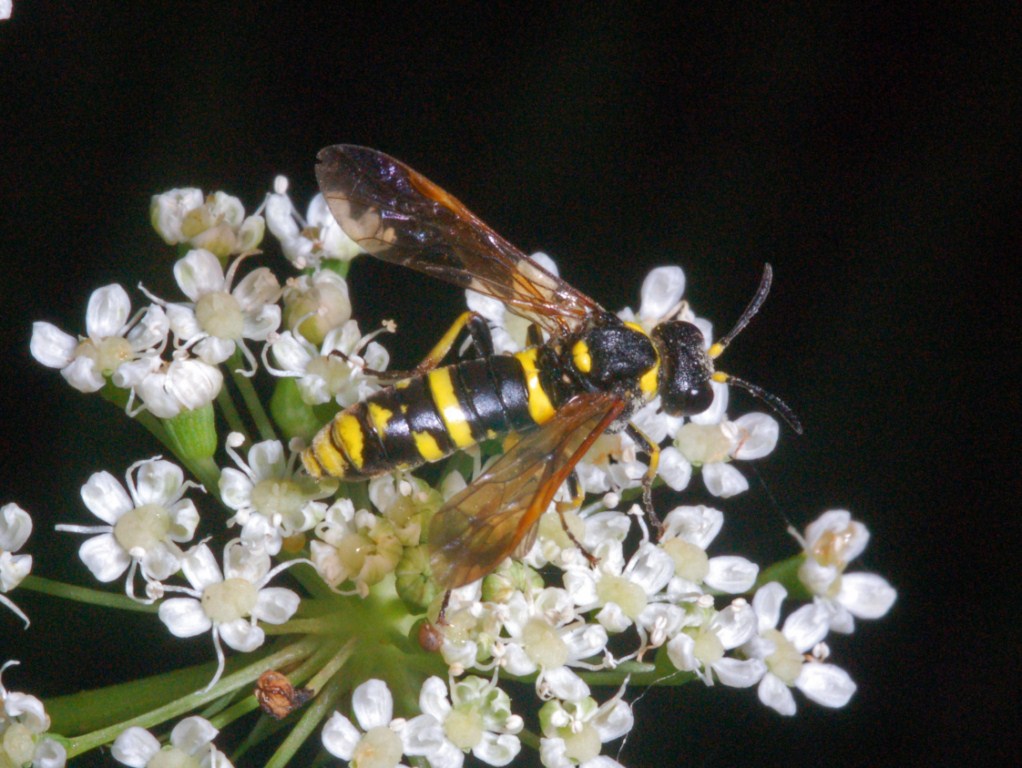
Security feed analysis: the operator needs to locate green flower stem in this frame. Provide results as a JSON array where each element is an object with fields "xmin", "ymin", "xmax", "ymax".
[
  {"xmin": 756, "ymin": 554, "xmax": 810, "ymax": 599},
  {"xmin": 55, "ymin": 636, "xmax": 320, "ymax": 758},
  {"xmin": 216, "ymin": 379, "xmax": 249, "ymax": 438},
  {"xmin": 229, "ymin": 350, "xmax": 278, "ymax": 442},
  {"xmin": 19, "ymin": 576, "xmax": 157, "ymax": 613},
  {"xmin": 265, "ymin": 671, "xmax": 346, "ymax": 768},
  {"xmin": 227, "ymin": 638, "xmax": 346, "ymax": 762}
]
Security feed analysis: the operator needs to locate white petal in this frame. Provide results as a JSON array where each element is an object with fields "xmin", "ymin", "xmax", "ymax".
[
  {"xmin": 474, "ymin": 732, "xmax": 521, "ymax": 767},
  {"xmin": 713, "ymin": 657, "xmax": 767, "ymax": 688},
  {"xmin": 666, "ymin": 632, "xmax": 697, "ymax": 671},
  {"xmin": 705, "ymin": 556, "xmax": 758, "ymax": 594},
  {"xmin": 247, "ymin": 440, "xmax": 286, "ymax": 480},
  {"xmin": 242, "ymin": 303, "xmax": 282, "ymax": 341},
  {"xmin": 837, "ymin": 572, "xmax": 897, "ymax": 619},
  {"xmin": 174, "ymin": 249, "xmax": 226, "ymax": 300},
  {"xmin": 30, "ymin": 322, "xmax": 77, "ymax": 368},
  {"xmin": 252, "ymin": 587, "xmax": 300, "ymax": 624},
  {"xmin": 181, "ymin": 543, "xmax": 223, "ymax": 590},
  {"xmin": 270, "ymin": 332, "xmax": 313, "ymax": 372},
  {"xmin": 234, "ymin": 267, "xmax": 281, "ymax": 310},
  {"xmin": 165, "ymin": 358, "xmax": 223, "ymax": 409},
  {"xmin": 194, "ymin": 336, "xmax": 235, "ymax": 366},
  {"xmin": 638, "ymin": 266, "xmax": 685, "ymax": 321},
  {"xmin": 80, "ymin": 471, "xmax": 133, "ymax": 524},
  {"xmin": 140, "ymin": 543, "xmax": 183, "ymax": 581},
  {"xmin": 158, "ymin": 597, "xmax": 211, "ymax": 637},
  {"xmin": 322, "ymin": 712, "xmax": 360, "ymax": 760},
  {"xmin": 402, "ymin": 714, "xmax": 445, "ymax": 757},
  {"xmin": 417, "ymin": 676, "xmax": 452, "ymax": 721},
  {"xmin": 626, "ymin": 542, "xmax": 674, "ymax": 594},
  {"xmin": 702, "ymin": 462, "xmax": 749, "ymax": 498},
  {"xmin": 662, "ymin": 504, "xmax": 723, "ymax": 549},
  {"xmin": 657, "ymin": 446, "xmax": 692, "ymax": 491},
  {"xmin": 758, "ymin": 674, "xmax": 796, "ymax": 715},
  {"xmin": 218, "ymin": 619, "xmax": 265, "ymax": 651},
  {"xmin": 713, "ymin": 601, "xmax": 758, "ymax": 648},
  {"xmin": 592, "ymin": 697, "xmax": 634, "ymax": 742},
  {"xmin": 541, "ymin": 666, "xmax": 589, "ymax": 701},
  {"xmin": 126, "ymin": 304, "xmax": 169, "ymax": 352},
  {"xmin": 111, "ymin": 726, "xmax": 161, "ymax": 767},
  {"xmin": 0, "ymin": 551, "xmax": 33, "ymax": 591},
  {"xmin": 0, "ymin": 503, "xmax": 32, "ymax": 551},
  {"xmin": 730, "ymin": 413, "xmax": 779, "ymax": 459},
  {"xmin": 782, "ymin": 602, "xmax": 831, "ymax": 652},
  {"xmin": 79, "ymin": 534, "xmax": 130, "ymax": 582},
  {"xmin": 166, "ymin": 303, "xmax": 203, "ymax": 340},
  {"xmin": 218, "ymin": 468, "xmax": 255, "ymax": 511},
  {"xmin": 352, "ymin": 679, "xmax": 394, "ymax": 729},
  {"xmin": 752, "ymin": 582, "xmax": 787, "ymax": 632},
  {"xmin": 170, "ymin": 715, "xmax": 218, "ymax": 754},
  {"xmin": 85, "ymin": 284, "xmax": 131, "ymax": 338},
  {"xmin": 796, "ymin": 663, "xmax": 856, "ymax": 708},
  {"xmin": 133, "ymin": 460, "xmax": 185, "ymax": 506},
  {"xmin": 60, "ymin": 354, "xmax": 105, "ymax": 393},
  {"xmin": 168, "ymin": 500, "xmax": 200, "ymax": 542}
]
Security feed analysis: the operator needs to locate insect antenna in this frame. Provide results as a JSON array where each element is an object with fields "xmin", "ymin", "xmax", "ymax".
[{"xmin": 709, "ymin": 263, "xmax": 804, "ymax": 434}]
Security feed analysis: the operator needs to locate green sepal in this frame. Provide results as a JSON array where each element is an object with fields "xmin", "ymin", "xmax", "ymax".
[{"xmin": 163, "ymin": 403, "xmax": 217, "ymax": 460}]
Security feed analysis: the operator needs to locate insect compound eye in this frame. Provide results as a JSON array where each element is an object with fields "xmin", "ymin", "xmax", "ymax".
[{"xmin": 652, "ymin": 320, "xmax": 715, "ymax": 416}]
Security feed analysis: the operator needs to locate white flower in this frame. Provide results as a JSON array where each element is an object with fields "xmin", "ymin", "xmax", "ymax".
[
  {"xmin": 663, "ymin": 411, "xmax": 778, "ymax": 497},
  {"xmin": 0, "ymin": 661, "xmax": 67, "ymax": 768},
  {"xmin": 157, "ymin": 249, "xmax": 281, "ymax": 373},
  {"xmin": 55, "ymin": 459, "xmax": 200, "ymax": 600},
  {"xmin": 498, "ymin": 588, "xmax": 608, "ymax": 701},
  {"xmin": 563, "ymin": 539, "xmax": 674, "ymax": 635},
  {"xmin": 660, "ymin": 505, "xmax": 759, "ymax": 595},
  {"xmin": 30, "ymin": 284, "xmax": 168, "ymax": 393},
  {"xmin": 744, "ymin": 582, "xmax": 856, "ymax": 714},
  {"xmin": 280, "ymin": 268, "xmax": 352, "ymax": 346},
  {"xmin": 466, "ymin": 251, "xmax": 560, "ymax": 354},
  {"xmin": 263, "ymin": 177, "xmax": 362, "ymax": 269},
  {"xmin": 134, "ymin": 354, "xmax": 223, "ymax": 418},
  {"xmin": 157, "ymin": 541, "xmax": 302, "ymax": 691},
  {"xmin": 0, "ymin": 503, "xmax": 33, "ymax": 626},
  {"xmin": 112, "ymin": 715, "xmax": 232, "ymax": 767},
  {"xmin": 616, "ymin": 265, "xmax": 688, "ymax": 332},
  {"xmin": 537, "ymin": 683, "xmax": 633, "ymax": 768},
  {"xmin": 267, "ymin": 319, "xmax": 389, "ymax": 408},
  {"xmin": 404, "ymin": 676, "xmax": 523, "ymax": 767},
  {"xmin": 220, "ymin": 435, "xmax": 335, "ymax": 555},
  {"xmin": 1, "ymin": 1, "xmax": 12, "ymax": 21},
  {"xmin": 666, "ymin": 597, "xmax": 766, "ymax": 689},
  {"xmin": 321, "ymin": 679, "xmax": 409, "ymax": 767},
  {"xmin": 795, "ymin": 510, "xmax": 897, "ymax": 633},
  {"xmin": 150, "ymin": 188, "xmax": 264, "ymax": 258},
  {"xmin": 309, "ymin": 497, "xmax": 404, "ymax": 596}
]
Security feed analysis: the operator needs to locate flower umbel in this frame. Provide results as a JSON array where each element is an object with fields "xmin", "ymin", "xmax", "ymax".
[{"xmin": 13, "ymin": 164, "xmax": 897, "ymax": 767}]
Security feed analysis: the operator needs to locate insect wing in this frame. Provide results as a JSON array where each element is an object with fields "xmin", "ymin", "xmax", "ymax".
[
  {"xmin": 316, "ymin": 144, "xmax": 604, "ymax": 336},
  {"xmin": 429, "ymin": 392, "xmax": 624, "ymax": 589}
]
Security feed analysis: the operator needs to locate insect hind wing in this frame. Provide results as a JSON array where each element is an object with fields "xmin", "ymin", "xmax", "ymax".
[{"xmin": 428, "ymin": 392, "xmax": 624, "ymax": 589}]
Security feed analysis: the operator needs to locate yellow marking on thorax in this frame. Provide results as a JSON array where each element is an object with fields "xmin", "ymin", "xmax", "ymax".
[
  {"xmin": 413, "ymin": 430, "xmax": 445, "ymax": 462},
  {"xmin": 622, "ymin": 322, "xmax": 660, "ymax": 398},
  {"xmin": 426, "ymin": 368, "xmax": 475, "ymax": 448},
  {"xmin": 572, "ymin": 339, "xmax": 592, "ymax": 373},
  {"xmin": 332, "ymin": 412, "xmax": 366, "ymax": 469},
  {"xmin": 367, "ymin": 402, "xmax": 394, "ymax": 436},
  {"xmin": 515, "ymin": 348, "xmax": 556, "ymax": 425}
]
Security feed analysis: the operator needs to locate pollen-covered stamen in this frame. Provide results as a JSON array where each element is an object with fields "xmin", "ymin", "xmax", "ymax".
[
  {"xmin": 194, "ymin": 290, "xmax": 244, "ymax": 340},
  {"xmin": 73, "ymin": 336, "xmax": 134, "ymax": 375},
  {"xmin": 201, "ymin": 577, "xmax": 258, "ymax": 623},
  {"xmin": 112, "ymin": 503, "xmax": 171, "ymax": 555}
]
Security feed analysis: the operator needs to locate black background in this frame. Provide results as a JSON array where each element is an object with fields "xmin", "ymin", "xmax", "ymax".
[{"xmin": 1, "ymin": 3, "xmax": 1018, "ymax": 767}]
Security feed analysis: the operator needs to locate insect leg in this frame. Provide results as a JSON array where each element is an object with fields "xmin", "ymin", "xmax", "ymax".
[
  {"xmin": 556, "ymin": 470, "xmax": 598, "ymax": 566},
  {"xmin": 624, "ymin": 423, "xmax": 663, "ymax": 538},
  {"xmin": 335, "ymin": 311, "xmax": 493, "ymax": 381},
  {"xmin": 525, "ymin": 323, "xmax": 544, "ymax": 348}
]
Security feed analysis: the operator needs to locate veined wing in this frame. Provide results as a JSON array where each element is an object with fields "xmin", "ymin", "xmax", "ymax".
[{"xmin": 316, "ymin": 144, "xmax": 604, "ymax": 336}]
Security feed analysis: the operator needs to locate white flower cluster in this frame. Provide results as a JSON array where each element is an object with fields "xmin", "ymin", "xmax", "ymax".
[{"xmin": 13, "ymin": 178, "xmax": 897, "ymax": 767}]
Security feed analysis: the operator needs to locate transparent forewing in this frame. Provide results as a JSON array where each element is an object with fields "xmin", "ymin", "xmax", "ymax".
[
  {"xmin": 429, "ymin": 392, "xmax": 624, "ymax": 589},
  {"xmin": 316, "ymin": 145, "xmax": 604, "ymax": 336}
]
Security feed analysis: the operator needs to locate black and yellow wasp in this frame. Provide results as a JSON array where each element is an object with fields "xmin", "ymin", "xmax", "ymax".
[{"xmin": 302, "ymin": 145, "xmax": 799, "ymax": 591}]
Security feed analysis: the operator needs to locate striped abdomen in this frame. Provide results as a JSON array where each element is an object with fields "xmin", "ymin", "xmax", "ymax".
[{"xmin": 302, "ymin": 347, "xmax": 570, "ymax": 480}]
